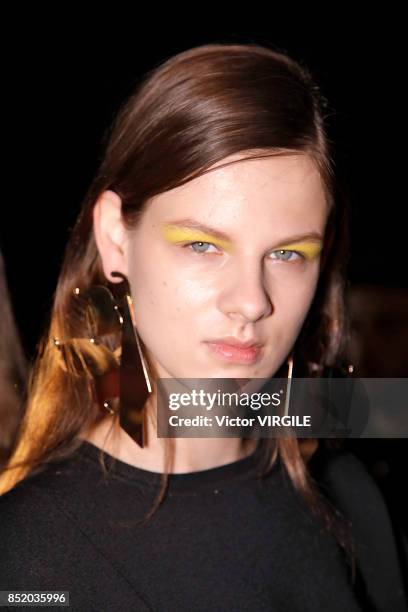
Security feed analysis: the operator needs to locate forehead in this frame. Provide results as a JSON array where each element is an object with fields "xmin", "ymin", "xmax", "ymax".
[{"xmin": 143, "ymin": 152, "xmax": 328, "ymax": 232}]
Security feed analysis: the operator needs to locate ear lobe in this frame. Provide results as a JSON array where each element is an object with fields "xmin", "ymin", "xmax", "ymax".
[{"xmin": 93, "ymin": 189, "xmax": 128, "ymax": 282}]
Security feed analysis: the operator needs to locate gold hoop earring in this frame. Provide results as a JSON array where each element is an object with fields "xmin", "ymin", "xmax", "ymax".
[{"xmin": 283, "ymin": 352, "xmax": 294, "ymax": 417}]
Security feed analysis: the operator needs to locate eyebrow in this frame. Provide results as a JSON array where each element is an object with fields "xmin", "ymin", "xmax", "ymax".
[{"xmin": 162, "ymin": 218, "xmax": 323, "ymax": 246}]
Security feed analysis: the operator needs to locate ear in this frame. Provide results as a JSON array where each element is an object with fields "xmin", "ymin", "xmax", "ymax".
[{"xmin": 93, "ymin": 189, "xmax": 128, "ymax": 282}]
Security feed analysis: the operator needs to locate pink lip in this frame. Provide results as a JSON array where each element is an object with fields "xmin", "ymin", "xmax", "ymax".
[{"xmin": 205, "ymin": 339, "xmax": 263, "ymax": 364}]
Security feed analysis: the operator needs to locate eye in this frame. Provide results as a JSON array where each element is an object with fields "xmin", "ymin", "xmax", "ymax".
[
  {"xmin": 269, "ymin": 249, "xmax": 304, "ymax": 262},
  {"xmin": 185, "ymin": 241, "xmax": 219, "ymax": 254}
]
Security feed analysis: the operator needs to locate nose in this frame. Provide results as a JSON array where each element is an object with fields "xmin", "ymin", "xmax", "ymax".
[{"xmin": 217, "ymin": 259, "xmax": 273, "ymax": 323}]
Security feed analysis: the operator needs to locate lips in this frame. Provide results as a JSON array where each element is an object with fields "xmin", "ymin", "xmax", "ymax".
[
  {"xmin": 206, "ymin": 336, "xmax": 263, "ymax": 349},
  {"xmin": 204, "ymin": 337, "xmax": 264, "ymax": 364}
]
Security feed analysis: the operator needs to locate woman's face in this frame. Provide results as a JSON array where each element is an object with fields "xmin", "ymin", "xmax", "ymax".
[{"xmin": 121, "ymin": 152, "xmax": 329, "ymax": 380}]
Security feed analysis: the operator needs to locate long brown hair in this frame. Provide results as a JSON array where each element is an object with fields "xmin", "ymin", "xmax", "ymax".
[{"xmin": 0, "ymin": 43, "xmax": 355, "ymax": 577}]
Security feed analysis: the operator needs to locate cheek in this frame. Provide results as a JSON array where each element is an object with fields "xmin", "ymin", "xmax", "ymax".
[
  {"xmin": 274, "ymin": 268, "xmax": 320, "ymax": 327},
  {"xmin": 128, "ymin": 254, "xmax": 215, "ymax": 326}
]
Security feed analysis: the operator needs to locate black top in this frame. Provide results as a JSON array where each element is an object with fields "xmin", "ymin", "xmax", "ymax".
[{"xmin": 0, "ymin": 440, "xmax": 406, "ymax": 612}]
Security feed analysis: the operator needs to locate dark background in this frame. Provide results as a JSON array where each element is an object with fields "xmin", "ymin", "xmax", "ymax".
[{"xmin": 1, "ymin": 19, "xmax": 407, "ymax": 536}]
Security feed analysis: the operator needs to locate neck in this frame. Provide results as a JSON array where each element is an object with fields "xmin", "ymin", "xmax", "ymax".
[{"xmin": 79, "ymin": 402, "xmax": 258, "ymax": 474}]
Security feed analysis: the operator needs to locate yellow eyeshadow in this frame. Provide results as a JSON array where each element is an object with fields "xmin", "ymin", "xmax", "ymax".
[
  {"xmin": 161, "ymin": 224, "xmax": 322, "ymax": 260},
  {"xmin": 276, "ymin": 241, "xmax": 323, "ymax": 260},
  {"xmin": 160, "ymin": 224, "xmax": 234, "ymax": 252}
]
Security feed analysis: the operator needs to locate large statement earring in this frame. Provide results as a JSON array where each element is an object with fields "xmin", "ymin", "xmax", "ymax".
[
  {"xmin": 54, "ymin": 272, "xmax": 152, "ymax": 448},
  {"xmin": 110, "ymin": 271, "xmax": 152, "ymax": 448}
]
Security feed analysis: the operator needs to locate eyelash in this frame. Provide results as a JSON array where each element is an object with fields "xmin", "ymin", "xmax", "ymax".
[{"xmin": 183, "ymin": 241, "xmax": 305, "ymax": 261}]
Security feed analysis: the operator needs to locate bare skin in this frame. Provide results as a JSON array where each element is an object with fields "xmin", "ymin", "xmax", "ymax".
[{"xmin": 81, "ymin": 151, "xmax": 328, "ymax": 473}]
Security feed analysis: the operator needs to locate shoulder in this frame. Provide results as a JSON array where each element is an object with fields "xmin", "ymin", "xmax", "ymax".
[
  {"xmin": 0, "ymin": 464, "xmax": 81, "ymax": 548},
  {"xmin": 0, "ymin": 469, "xmax": 76, "ymax": 588},
  {"xmin": 0, "ymin": 447, "xmax": 103, "ymax": 554},
  {"xmin": 0, "ymin": 442, "xmax": 103, "ymax": 511},
  {"xmin": 310, "ymin": 444, "xmax": 408, "ymax": 611},
  {"xmin": 310, "ymin": 445, "xmax": 395, "ymax": 522},
  {"xmin": 309, "ymin": 444, "xmax": 401, "ymax": 548},
  {"xmin": 0, "ymin": 468, "xmax": 61, "ymax": 518},
  {"xmin": 0, "ymin": 466, "xmax": 152, "ymax": 610},
  {"xmin": 0, "ymin": 456, "xmax": 111, "ymax": 591}
]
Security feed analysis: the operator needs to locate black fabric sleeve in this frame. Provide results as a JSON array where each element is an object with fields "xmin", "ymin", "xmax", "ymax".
[
  {"xmin": 309, "ymin": 447, "xmax": 408, "ymax": 612},
  {"xmin": 0, "ymin": 482, "xmax": 153, "ymax": 611}
]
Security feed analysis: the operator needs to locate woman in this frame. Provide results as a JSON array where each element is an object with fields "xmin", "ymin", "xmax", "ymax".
[{"xmin": 0, "ymin": 43, "xmax": 406, "ymax": 611}]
